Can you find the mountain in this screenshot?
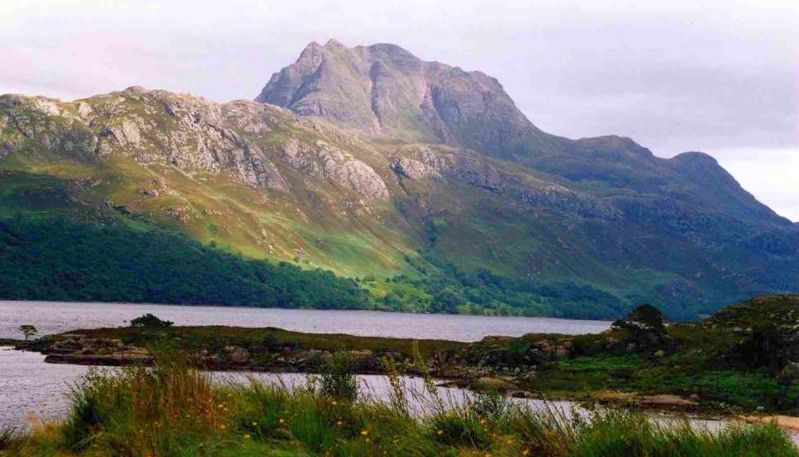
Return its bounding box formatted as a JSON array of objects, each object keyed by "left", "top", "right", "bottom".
[
  {"left": 0, "top": 41, "right": 797, "bottom": 319},
  {"left": 255, "top": 39, "right": 560, "bottom": 161}
]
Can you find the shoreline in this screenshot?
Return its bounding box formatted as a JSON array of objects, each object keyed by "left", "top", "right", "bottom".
[
  {"left": 0, "top": 344, "right": 763, "bottom": 424},
  {"left": 743, "top": 415, "right": 799, "bottom": 434},
  {"left": 7, "top": 341, "right": 799, "bottom": 440},
  {"left": 8, "top": 317, "right": 791, "bottom": 419},
  {"left": 12, "top": 295, "right": 799, "bottom": 429}
]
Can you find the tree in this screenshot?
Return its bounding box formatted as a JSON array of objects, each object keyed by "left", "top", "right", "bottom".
[
  {"left": 18, "top": 324, "right": 37, "bottom": 341},
  {"left": 626, "top": 304, "right": 666, "bottom": 330},
  {"left": 610, "top": 304, "right": 675, "bottom": 354},
  {"left": 130, "top": 314, "right": 173, "bottom": 329},
  {"left": 431, "top": 288, "right": 464, "bottom": 314}
]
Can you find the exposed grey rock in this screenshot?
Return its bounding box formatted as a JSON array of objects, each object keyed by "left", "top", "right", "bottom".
[
  {"left": 42, "top": 336, "right": 154, "bottom": 366},
  {"left": 316, "top": 141, "right": 388, "bottom": 201},
  {"left": 0, "top": 91, "right": 297, "bottom": 193},
  {"left": 395, "top": 144, "right": 618, "bottom": 219},
  {"left": 224, "top": 346, "right": 251, "bottom": 365},
  {"left": 391, "top": 157, "right": 444, "bottom": 181},
  {"left": 77, "top": 101, "right": 93, "bottom": 117},
  {"left": 255, "top": 40, "right": 559, "bottom": 160}
]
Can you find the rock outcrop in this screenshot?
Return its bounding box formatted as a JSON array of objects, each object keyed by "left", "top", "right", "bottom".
[
  {"left": 0, "top": 89, "right": 392, "bottom": 202},
  {"left": 277, "top": 139, "right": 388, "bottom": 201},
  {"left": 42, "top": 334, "right": 153, "bottom": 366}
]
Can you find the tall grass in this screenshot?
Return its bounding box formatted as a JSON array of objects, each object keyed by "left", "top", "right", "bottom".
[
  {"left": 307, "top": 349, "right": 359, "bottom": 401},
  {"left": 0, "top": 426, "right": 26, "bottom": 454},
  {"left": 4, "top": 358, "right": 798, "bottom": 457},
  {"left": 60, "top": 357, "right": 222, "bottom": 456}
]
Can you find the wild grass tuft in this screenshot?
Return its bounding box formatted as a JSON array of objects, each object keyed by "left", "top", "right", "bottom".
[
  {"left": 308, "top": 349, "right": 359, "bottom": 401},
  {"left": 0, "top": 426, "right": 25, "bottom": 453}
]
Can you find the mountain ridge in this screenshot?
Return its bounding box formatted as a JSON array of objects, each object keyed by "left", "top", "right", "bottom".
[{"left": 0, "top": 40, "right": 796, "bottom": 319}]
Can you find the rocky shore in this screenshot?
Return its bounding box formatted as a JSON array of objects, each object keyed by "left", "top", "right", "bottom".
[
  {"left": 23, "top": 317, "right": 702, "bottom": 414},
  {"left": 30, "top": 331, "right": 706, "bottom": 414}
]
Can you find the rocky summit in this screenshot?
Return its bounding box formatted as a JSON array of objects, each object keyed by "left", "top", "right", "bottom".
[
  {"left": 0, "top": 40, "right": 797, "bottom": 319},
  {"left": 255, "top": 39, "right": 557, "bottom": 160}
]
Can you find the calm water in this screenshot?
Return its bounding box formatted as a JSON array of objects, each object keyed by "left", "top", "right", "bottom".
[{"left": 0, "top": 300, "right": 611, "bottom": 341}]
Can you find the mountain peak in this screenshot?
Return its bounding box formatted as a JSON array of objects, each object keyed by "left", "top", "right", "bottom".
[
  {"left": 255, "top": 41, "right": 549, "bottom": 159},
  {"left": 301, "top": 40, "right": 320, "bottom": 51},
  {"left": 324, "top": 38, "right": 345, "bottom": 48}
]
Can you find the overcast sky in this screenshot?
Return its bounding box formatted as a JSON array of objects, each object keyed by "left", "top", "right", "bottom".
[{"left": 1, "top": 0, "right": 797, "bottom": 220}]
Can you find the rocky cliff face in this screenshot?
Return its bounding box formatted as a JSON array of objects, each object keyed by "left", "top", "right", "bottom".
[
  {"left": 0, "top": 88, "right": 390, "bottom": 202},
  {"left": 255, "top": 40, "right": 557, "bottom": 160}
]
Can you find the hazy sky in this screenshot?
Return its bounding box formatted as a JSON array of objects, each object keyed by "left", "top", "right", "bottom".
[{"left": 1, "top": 0, "right": 797, "bottom": 220}]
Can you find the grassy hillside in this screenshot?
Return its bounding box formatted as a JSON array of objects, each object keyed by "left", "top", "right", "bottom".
[{"left": 1, "top": 90, "right": 797, "bottom": 319}]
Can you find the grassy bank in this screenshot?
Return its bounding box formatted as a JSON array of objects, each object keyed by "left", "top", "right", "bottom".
[{"left": 2, "top": 359, "right": 797, "bottom": 457}]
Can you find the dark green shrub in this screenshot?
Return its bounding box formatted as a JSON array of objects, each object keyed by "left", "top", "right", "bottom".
[
  {"left": 315, "top": 350, "right": 359, "bottom": 402},
  {"left": 131, "top": 313, "right": 173, "bottom": 329}
]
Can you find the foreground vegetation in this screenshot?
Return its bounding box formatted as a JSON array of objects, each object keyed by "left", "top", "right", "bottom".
[{"left": 2, "top": 358, "right": 796, "bottom": 457}]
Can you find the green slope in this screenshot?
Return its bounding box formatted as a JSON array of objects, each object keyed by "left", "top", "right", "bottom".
[{"left": 1, "top": 85, "right": 797, "bottom": 319}]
